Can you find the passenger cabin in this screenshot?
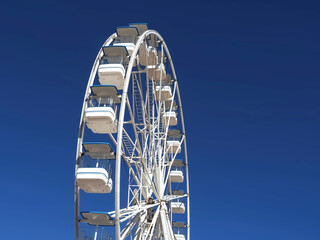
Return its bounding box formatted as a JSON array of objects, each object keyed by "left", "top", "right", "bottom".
[
  {"left": 172, "top": 222, "right": 187, "bottom": 228},
  {"left": 156, "top": 85, "right": 172, "bottom": 101},
  {"left": 170, "top": 170, "right": 184, "bottom": 183},
  {"left": 171, "top": 202, "right": 185, "bottom": 214},
  {"left": 113, "top": 26, "right": 139, "bottom": 56},
  {"left": 139, "top": 42, "right": 158, "bottom": 66},
  {"left": 173, "top": 222, "right": 187, "bottom": 240},
  {"left": 172, "top": 159, "right": 185, "bottom": 167},
  {"left": 170, "top": 160, "right": 184, "bottom": 183},
  {"left": 129, "top": 23, "right": 148, "bottom": 34},
  {"left": 167, "top": 141, "right": 181, "bottom": 154},
  {"left": 160, "top": 80, "right": 178, "bottom": 126},
  {"left": 155, "top": 75, "right": 174, "bottom": 101},
  {"left": 164, "top": 100, "right": 178, "bottom": 111},
  {"left": 76, "top": 142, "right": 115, "bottom": 193},
  {"left": 80, "top": 211, "right": 115, "bottom": 226},
  {"left": 166, "top": 130, "right": 182, "bottom": 154},
  {"left": 162, "top": 111, "right": 178, "bottom": 126},
  {"left": 148, "top": 63, "right": 166, "bottom": 80},
  {"left": 79, "top": 225, "right": 112, "bottom": 240},
  {"left": 98, "top": 46, "right": 128, "bottom": 89},
  {"left": 130, "top": 23, "right": 159, "bottom": 66},
  {"left": 85, "top": 85, "right": 120, "bottom": 134},
  {"left": 175, "top": 234, "right": 186, "bottom": 240},
  {"left": 172, "top": 190, "right": 185, "bottom": 196}
]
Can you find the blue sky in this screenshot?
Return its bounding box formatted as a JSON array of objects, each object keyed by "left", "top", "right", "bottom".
[{"left": 0, "top": 0, "right": 319, "bottom": 239}]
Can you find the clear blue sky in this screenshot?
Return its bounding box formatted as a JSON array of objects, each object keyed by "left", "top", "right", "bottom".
[{"left": 0, "top": 0, "right": 319, "bottom": 239}]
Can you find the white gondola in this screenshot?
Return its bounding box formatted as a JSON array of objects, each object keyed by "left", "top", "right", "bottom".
[
  {"left": 147, "top": 47, "right": 158, "bottom": 65},
  {"left": 129, "top": 23, "right": 148, "bottom": 34},
  {"left": 167, "top": 140, "right": 181, "bottom": 154},
  {"left": 80, "top": 212, "right": 115, "bottom": 226},
  {"left": 172, "top": 190, "right": 185, "bottom": 196},
  {"left": 164, "top": 100, "right": 178, "bottom": 111},
  {"left": 172, "top": 159, "right": 185, "bottom": 167},
  {"left": 170, "top": 170, "right": 184, "bottom": 183},
  {"left": 148, "top": 63, "right": 166, "bottom": 80},
  {"left": 113, "top": 26, "right": 139, "bottom": 56},
  {"left": 76, "top": 143, "right": 115, "bottom": 194},
  {"left": 172, "top": 222, "right": 187, "bottom": 228},
  {"left": 85, "top": 85, "right": 120, "bottom": 134},
  {"left": 112, "top": 44, "right": 135, "bottom": 57},
  {"left": 139, "top": 43, "right": 158, "bottom": 66},
  {"left": 77, "top": 168, "right": 113, "bottom": 193},
  {"left": 82, "top": 142, "right": 115, "bottom": 159},
  {"left": 156, "top": 85, "right": 172, "bottom": 101},
  {"left": 162, "top": 111, "right": 177, "bottom": 126},
  {"left": 174, "top": 234, "right": 186, "bottom": 240},
  {"left": 98, "top": 46, "right": 128, "bottom": 89},
  {"left": 86, "top": 107, "right": 116, "bottom": 133},
  {"left": 134, "top": 23, "right": 160, "bottom": 66},
  {"left": 98, "top": 64, "right": 125, "bottom": 88},
  {"left": 171, "top": 202, "right": 185, "bottom": 214}
]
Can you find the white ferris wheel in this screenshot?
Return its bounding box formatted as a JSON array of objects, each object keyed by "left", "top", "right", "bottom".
[{"left": 74, "top": 23, "right": 190, "bottom": 240}]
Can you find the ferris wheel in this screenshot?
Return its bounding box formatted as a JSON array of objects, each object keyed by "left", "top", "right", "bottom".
[{"left": 74, "top": 23, "right": 190, "bottom": 240}]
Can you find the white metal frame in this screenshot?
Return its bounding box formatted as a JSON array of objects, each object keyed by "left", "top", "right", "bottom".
[{"left": 75, "top": 30, "right": 190, "bottom": 240}]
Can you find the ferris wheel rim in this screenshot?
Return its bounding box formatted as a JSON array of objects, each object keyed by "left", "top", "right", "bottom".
[{"left": 74, "top": 28, "right": 190, "bottom": 240}]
